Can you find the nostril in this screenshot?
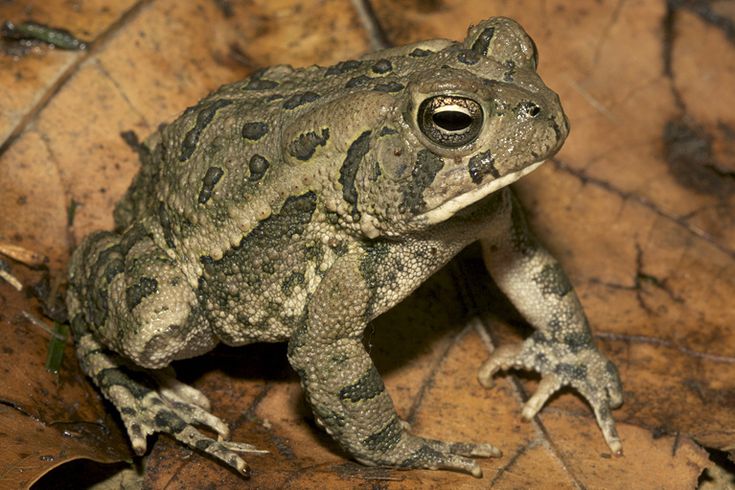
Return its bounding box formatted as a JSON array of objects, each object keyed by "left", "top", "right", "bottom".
[{"left": 517, "top": 101, "right": 541, "bottom": 119}]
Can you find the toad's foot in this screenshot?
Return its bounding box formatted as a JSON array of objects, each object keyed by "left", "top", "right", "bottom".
[
  {"left": 358, "top": 430, "right": 501, "bottom": 478},
  {"left": 97, "top": 363, "right": 268, "bottom": 476},
  {"left": 477, "top": 335, "right": 623, "bottom": 454}
]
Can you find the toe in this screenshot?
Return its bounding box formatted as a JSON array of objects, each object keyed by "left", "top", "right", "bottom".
[
  {"left": 154, "top": 368, "right": 212, "bottom": 410},
  {"left": 447, "top": 442, "right": 502, "bottom": 458},
  {"left": 521, "top": 374, "right": 562, "bottom": 420},
  {"left": 177, "top": 426, "right": 252, "bottom": 476},
  {"left": 219, "top": 440, "right": 270, "bottom": 454},
  {"left": 590, "top": 401, "right": 622, "bottom": 454},
  {"left": 169, "top": 400, "right": 230, "bottom": 438},
  {"left": 433, "top": 452, "right": 483, "bottom": 477},
  {"left": 478, "top": 344, "right": 523, "bottom": 388}
]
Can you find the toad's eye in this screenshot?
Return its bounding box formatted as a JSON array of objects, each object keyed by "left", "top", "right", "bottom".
[{"left": 418, "top": 95, "right": 483, "bottom": 148}]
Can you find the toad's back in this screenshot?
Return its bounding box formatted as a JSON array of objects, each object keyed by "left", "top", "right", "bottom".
[
  {"left": 101, "top": 43, "right": 498, "bottom": 346},
  {"left": 113, "top": 54, "right": 442, "bottom": 266},
  {"left": 104, "top": 57, "right": 442, "bottom": 346}
]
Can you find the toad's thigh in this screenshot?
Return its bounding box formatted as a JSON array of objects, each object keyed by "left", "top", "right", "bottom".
[{"left": 69, "top": 227, "right": 217, "bottom": 368}]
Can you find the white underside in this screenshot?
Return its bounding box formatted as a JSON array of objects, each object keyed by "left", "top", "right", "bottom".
[{"left": 414, "top": 160, "right": 545, "bottom": 225}]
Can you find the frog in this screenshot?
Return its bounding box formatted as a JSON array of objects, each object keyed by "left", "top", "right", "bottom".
[{"left": 66, "top": 17, "right": 623, "bottom": 478}]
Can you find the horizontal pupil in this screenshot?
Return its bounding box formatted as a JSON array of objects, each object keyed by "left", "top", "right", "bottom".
[{"left": 432, "top": 110, "right": 472, "bottom": 132}]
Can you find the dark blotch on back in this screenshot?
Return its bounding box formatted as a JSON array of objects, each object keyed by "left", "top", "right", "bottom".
[
  {"left": 288, "top": 128, "right": 330, "bottom": 161},
  {"left": 345, "top": 75, "right": 372, "bottom": 88},
  {"left": 471, "top": 27, "right": 495, "bottom": 55},
  {"left": 158, "top": 202, "right": 176, "bottom": 248},
  {"left": 86, "top": 239, "right": 123, "bottom": 326},
  {"left": 179, "top": 99, "right": 232, "bottom": 162},
  {"left": 125, "top": 277, "right": 158, "bottom": 310},
  {"left": 325, "top": 59, "right": 362, "bottom": 76},
  {"left": 468, "top": 150, "right": 499, "bottom": 183},
  {"left": 241, "top": 121, "right": 269, "bottom": 141},
  {"left": 244, "top": 69, "right": 279, "bottom": 90},
  {"left": 248, "top": 154, "right": 270, "bottom": 181},
  {"left": 198, "top": 166, "right": 224, "bottom": 204},
  {"left": 101, "top": 256, "right": 124, "bottom": 286},
  {"left": 338, "top": 131, "right": 372, "bottom": 220},
  {"left": 401, "top": 150, "right": 444, "bottom": 213},
  {"left": 197, "top": 192, "right": 317, "bottom": 315},
  {"left": 373, "top": 81, "right": 404, "bottom": 93},
  {"left": 245, "top": 78, "right": 278, "bottom": 90},
  {"left": 283, "top": 91, "right": 320, "bottom": 110},
  {"left": 371, "top": 59, "right": 393, "bottom": 74},
  {"left": 409, "top": 48, "right": 432, "bottom": 57}
]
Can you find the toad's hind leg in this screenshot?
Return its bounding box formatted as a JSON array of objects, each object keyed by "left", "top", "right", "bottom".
[{"left": 67, "top": 227, "right": 267, "bottom": 476}]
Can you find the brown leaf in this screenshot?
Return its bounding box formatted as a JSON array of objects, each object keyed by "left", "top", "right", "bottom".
[
  {"left": 2, "top": 0, "right": 731, "bottom": 488},
  {"left": 0, "top": 282, "right": 130, "bottom": 488}
]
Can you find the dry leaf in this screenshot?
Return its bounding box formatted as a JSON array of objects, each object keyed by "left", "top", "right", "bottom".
[{"left": 0, "top": 282, "right": 130, "bottom": 488}]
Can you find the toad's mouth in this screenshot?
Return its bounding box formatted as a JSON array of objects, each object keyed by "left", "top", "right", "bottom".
[{"left": 411, "top": 160, "right": 545, "bottom": 225}]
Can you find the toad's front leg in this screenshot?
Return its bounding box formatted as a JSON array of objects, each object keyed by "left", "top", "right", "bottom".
[
  {"left": 287, "top": 253, "right": 500, "bottom": 477},
  {"left": 479, "top": 192, "right": 623, "bottom": 453}
]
